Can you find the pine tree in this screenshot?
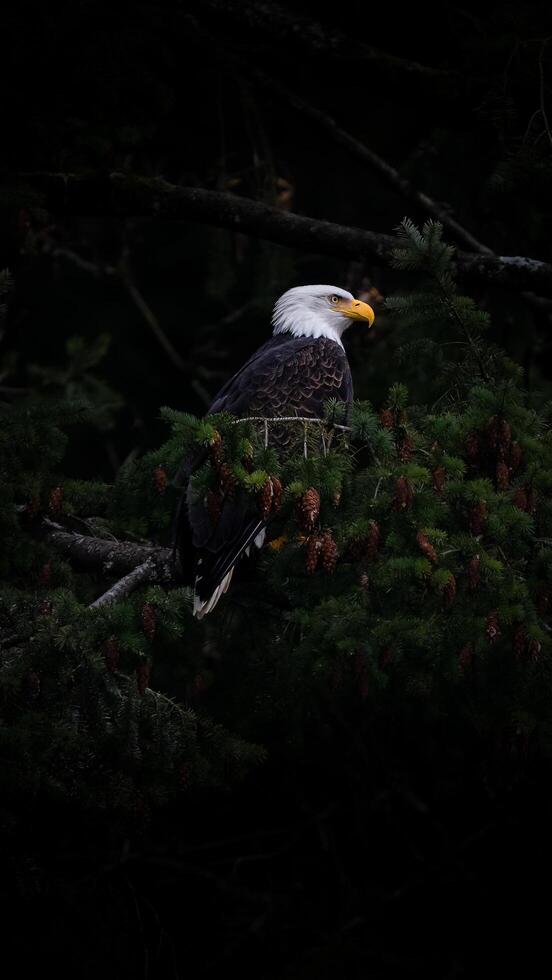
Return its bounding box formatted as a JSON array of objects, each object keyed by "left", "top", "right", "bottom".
[{"left": 3, "top": 221, "right": 552, "bottom": 842}]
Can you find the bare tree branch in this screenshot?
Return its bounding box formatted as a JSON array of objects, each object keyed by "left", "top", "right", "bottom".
[
  {"left": 175, "top": 15, "right": 489, "bottom": 255},
  {"left": 118, "top": 245, "right": 188, "bottom": 371},
  {"left": 247, "top": 68, "right": 493, "bottom": 256},
  {"left": 11, "top": 172, "right": 552, "bottom": 295},
  {"left": 193, "top": 0, "right": 458, "bottom": 82},
  {"left": 89, "top": 559, "right": 159, "bottom": 608},
  {"left": 43, "top": 516, "right": 175, "bottom": 581},
  {"left": 40, "top": 238, "right": 189, "bottom": 371},
  {"left": 174, "top": 19, "right": 552, "bottom": 315}
]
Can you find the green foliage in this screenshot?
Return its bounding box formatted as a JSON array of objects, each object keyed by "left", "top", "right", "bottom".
[
  {"left": 3, "top": 219, "right": 552, "bottom": 837},
  {"left": 29, "top": 333, "right": 123, "bottom": 432},
  {"left": 0, "top": 335, "right": 264, "bottom": 829}
]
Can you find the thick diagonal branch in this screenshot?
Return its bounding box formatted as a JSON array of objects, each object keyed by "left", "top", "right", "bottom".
[
  {"left": 193, "top": 0, "right": 458, "bottom": 82},
  {"left": 248, "top": 69, "right": 492, "bottom": 256},
  {"left": 43, "top": 517, "right": 175, "bottom": 580},
  {"left": 89, "top": 559, "right": 159, "bottom": 608},
  {"left": 12, "top": 172, "right": 552, "bottom": 295}
]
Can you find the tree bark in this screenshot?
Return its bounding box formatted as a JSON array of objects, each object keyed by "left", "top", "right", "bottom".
[
  {"left": 89, "top": 559, "right": 159, "bottom": 608},
  {"left": 43, "top": 517, "right": 175, "bottom": 581},
  {"left": 11, "top": 172, "right": 552, "bottom": 295}
]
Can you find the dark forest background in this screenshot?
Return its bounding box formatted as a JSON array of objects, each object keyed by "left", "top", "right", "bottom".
[{"left": 3, "top": 1, "right": 552, "bottom": 977}]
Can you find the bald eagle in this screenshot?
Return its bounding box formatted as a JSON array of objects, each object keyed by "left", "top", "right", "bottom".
[{"left": 177, "top": 285, "right": 375, "bottom": 618}]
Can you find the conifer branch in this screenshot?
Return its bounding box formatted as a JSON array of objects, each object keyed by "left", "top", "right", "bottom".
[{"left": 12, "top": 172, "right": 552, "bottom": 296}]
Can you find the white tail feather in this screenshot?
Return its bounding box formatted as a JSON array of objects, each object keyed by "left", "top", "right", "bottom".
[
  {"left": 193, "top": 566, "right": 235, "bottom": 619},
  {"left": 193, "top": 523, "right": 266, "bottom": 620},
  {"left": 254, "top": 528, "right": 266, "bottom": 549}
]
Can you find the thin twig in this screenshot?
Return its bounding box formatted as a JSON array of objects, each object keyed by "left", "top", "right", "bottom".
[
  {"left": 373, "top": 477, "right": 384, "bottom": 501},
  {"left": 41, "top": 239, "right": 190, "bottom": 372},
  {"left": 118, "top": 246, "right": 188, "bottom": 371},
  {"left": 233, "top": 415, "right": 351, "bottom": 430}
]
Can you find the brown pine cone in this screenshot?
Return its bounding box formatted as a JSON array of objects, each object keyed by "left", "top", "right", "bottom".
[
  {"left": 305, "top": 534, "right": 322, "bottom": 573},
  {"left": 296, "top": 488, "right": 321, "bottom": 530},
  {"left": 416, "top": 531, "right": 437, "bottom": 563},
  {"left": 49, "top": 486, "right": 63, "bottom": 514},
  {"left": 271, "top": 476, "right": 283, "bottom": 513},
  {"left": 469, "top": 500, "right": 487, "bottom": 535},
  {"left": 466, "top": 555, "right": 481, "bottom": 591},
  {"left": 398, "top": 435, "right": 414, "bottom": 462},
  {"left": 366, "top": 521, "right": 381, "bottom": 559},
  {"left": 208, "top": 431, "right": 223, "bottom": 468},
  {"left": 142, "top": 603, "right": 156, "bottom": 641},
  {"left": 346, "top": 522, "right": 380, "bottom": 562},
  {"left": 153, "top": 465, "right": 167, "bottom": 495},
  {"left": 512, "top": 487, "right": 528, "bottom": 511},
  {"left": 496, "top": 461, "right": 510, "bottom": 490},
  {"left": 206, "top": 489, "right": 221, "bottom": 526},
  {"left": 136, "top": 662, "right": 151, "bottom": 696},
  {"left": 219, "top": 462, "right": 237, "bottom": 497},
  {"left": 432, "top": 465, "right": 446, "bottom": 495},
  {"left": 320, "top": 531, "right": 338, "bottom": 573},
  {"left": 258, "top": 479, "right": 273, "bottom": 521},
  {"left": 392, "top": 476, "right": 413, "bottom": 511},
  {"left": 103, "top": 637, "right": 120, "bottom": 673},
  {"left": 485, "top": 610, "right": 500, "bottom": 644}
]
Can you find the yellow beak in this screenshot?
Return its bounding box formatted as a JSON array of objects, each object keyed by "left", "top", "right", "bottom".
[{"left": 337, "top": 297, "right": 375, "bottom": 326}]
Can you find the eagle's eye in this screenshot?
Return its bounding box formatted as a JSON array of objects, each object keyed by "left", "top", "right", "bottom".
[{"left": 329, "top": 294, "right": 340, "bottom": 305}]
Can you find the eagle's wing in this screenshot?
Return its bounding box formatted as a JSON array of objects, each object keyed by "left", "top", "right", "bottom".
[
  {"left": 178, "top": 335, "right": 352, "bottom": 617},
  {"left": 209, "top": 334, "right": 352, "bottom": 417}
]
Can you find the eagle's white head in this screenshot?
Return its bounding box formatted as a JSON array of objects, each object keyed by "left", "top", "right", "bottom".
[{"left": 271, "top": 284, "right": 375, "bottom": 348}]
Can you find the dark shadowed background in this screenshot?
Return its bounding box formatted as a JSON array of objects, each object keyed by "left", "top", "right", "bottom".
[{"left": 2, "top": 1, "right": 552, "bottom": 977}]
